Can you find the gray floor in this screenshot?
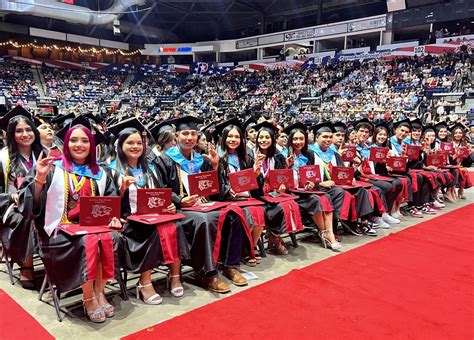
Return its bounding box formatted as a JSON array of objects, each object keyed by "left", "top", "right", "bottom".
[{"left": 1, "top": 191, "right": 472, "bottom": 340}]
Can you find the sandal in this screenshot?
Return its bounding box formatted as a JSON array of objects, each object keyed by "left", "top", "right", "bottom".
[
  {"left": 242, "top": 256, "right": 257, "bottom": 267},
  {"left": 136, "top": 281, "right": 162, "bottom": 305},
  {"left": 167, "top": 274, "right": 184, "bottom": 298},
  {"left": 83, "top": 297, "right": 106, "bottom": 323},
  {"left": 97, "top": 292, "right": 114, "bottom": 318}
]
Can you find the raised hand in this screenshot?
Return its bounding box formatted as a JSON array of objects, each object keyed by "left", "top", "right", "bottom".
[
  {"left": 35, "top": 152, "right": 55, "bottom": 180},
  {"left": 202, "top": 143, "right": 219, "bottom": 169},
  {"left": 277, "top": 183, "right": 286, "bottom": 193},
  {"left": 121, "top": 168, "right": 136, "bottom": 192}
]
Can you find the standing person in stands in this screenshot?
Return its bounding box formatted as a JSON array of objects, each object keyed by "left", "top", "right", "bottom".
[
  {"left": 282, "top": 122, "right": 341, "bottom": 250},
  {"left": 155, "top": 116, "right": 251, "bottom": 293},
  {"left": 19, "top": 124, "right": 123, "bottom": 323},
  {"left": 0, "top": 108, "right": 43, "bottom": 289},
  {"left": 108, "top": 120, "right": 187, "bottom": 304},
  {"left": 215, "top": 117, "right": 266, "bottom": 265}
]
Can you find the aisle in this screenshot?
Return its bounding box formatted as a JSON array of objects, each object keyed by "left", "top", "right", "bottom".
[{"left": 125, "top": 204, "right": 474, "bottom": 339}]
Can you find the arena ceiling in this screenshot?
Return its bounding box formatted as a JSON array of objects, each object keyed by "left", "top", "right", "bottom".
[{"left": 1, "top": 0, "right": 388, "bottom": 45}]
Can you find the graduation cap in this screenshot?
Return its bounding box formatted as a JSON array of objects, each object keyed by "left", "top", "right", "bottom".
[
  {"left": 108, "top": 117, "right": 151, "bottom": 139},
  {"left": 333, "top": 122, "right": 347, "bottom": 132},
  {"left": 253, "top": 121, "right": 277, "bottom": 134},
  {"left": 149, "top": 120, "right": 175, "bottom": 138},
  {"left": 51, "top": 113, "right": 75, "bottom": 128},
  {"left": 243, "top": 116, "right": 258, "bottom": 130},
  {"left": 422, "top": 124, "right": 436, "bottom": 134},
  {"left": 168, "top": 116, "right": 203, "bottom": 131},
  {"left": 213, "top": 117, "right": 244, "bottom": 140},
  {"left": 312, "top": 122, "right": 336, "bottom": 134},
  {"left": 56, "top": 115, "right": 106, "bottom": 145},
  {"left": 81, "top": 112, "right": 101, "bottom": 124},
  {"left": 434, "top": 121, "right": 449, "bottom": 132},
  {"left": 393, "top": 119, "right": 412, "bottom": 131},
  {"left": 375, "top": 121, "right": 390, "bottom": 132},
  {"left": 353, "top": 118, "right": 374, "bottom": 131},
  {"left": 0, "top": 106, "right": 32, "bottom": 131},
  {"left": 33, "top": 115, "right": 52, "bottom": 128},
  {"left": 450, "top": 122, "right": 467, "bottom": 133},
  {"left": 409, "top": 118, "right": 423, "bottom": 130},
  {"left": 283, "top": 122, "right": 307, "bottom": 136}
]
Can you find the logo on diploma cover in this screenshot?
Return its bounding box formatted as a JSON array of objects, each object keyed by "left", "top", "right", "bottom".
[
  {"left": 229, "top": 168, "right": 258, "bottom": 193},
  {"left": 198, "top": 179, "right": 214, "bottom": 191},
  {"left": 147, "top": 197, "right": 166, "bottom": 209},
  {"left": 91, "top": 205, "right": 112, "bottom": 218},
  {"left": 238, "top": 176, "right": 251, "bottom": 186},
  {"left": 337, "top": 171, "right": 348, "bottom": 180},
  {"left": 306, "top": 170, "right": 317, "bottom": 178}
]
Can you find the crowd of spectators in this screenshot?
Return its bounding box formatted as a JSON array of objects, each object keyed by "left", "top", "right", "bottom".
[{"left": 0, "top": 60, "right": 39, "bottom": 105}]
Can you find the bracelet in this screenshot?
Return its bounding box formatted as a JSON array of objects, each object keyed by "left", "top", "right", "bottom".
[{"left": 34, "top": 176, "right": 46, "bottom": 185}]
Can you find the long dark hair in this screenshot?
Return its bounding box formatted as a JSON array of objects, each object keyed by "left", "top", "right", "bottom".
[
  {"left": 255, "top": 127, "right": 276, "bottom": 160},
  {"left": 372, "top": 126, "right": 390, "bottom": 148},
  {"left": 113, "top": 128, "right": 149, "bottom": 179},
  {"left": 6, "top": 116, "right": 44, "bottom": 177},
  {"left": 287, "top": 128, "right": 308, "bottom": 155},
  {"left": 219, "top": 124, "right": 247, "bottom": 169},
  {"left": 449, "top": 127, "right": 468, "bottom": 146},
  {"left": 62, "top": 125, "right": 100, "bottom": 174}
]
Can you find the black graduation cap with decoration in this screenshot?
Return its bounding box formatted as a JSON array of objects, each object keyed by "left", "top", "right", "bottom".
[
  {"left": 212, "top": 117, "right": 244, "bottom": 142},
  {"left": 283, "top": 122, "right": 307, "bottom": 136},
  {"left": 0, "top": 106, "right": 32, "bottom": 131},
  {"left": 56, "top": 115, "right": 106, "bottom": 145},
  {"left": 253, "top": 120, "right": 277, "bottom": 134},
  {"left": 108, "top": 117, "right": 151, "bottom": 139},
  {"left": 168, "top": 116, "right": 203, "bottom": 131}
]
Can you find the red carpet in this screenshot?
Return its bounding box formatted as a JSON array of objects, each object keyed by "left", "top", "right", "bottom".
[
  {"left": 0, "top": 289, "right": 54, "bottom": 340},
  {"left": 124, "top": 205, "right": 474, "bottom": 339}
]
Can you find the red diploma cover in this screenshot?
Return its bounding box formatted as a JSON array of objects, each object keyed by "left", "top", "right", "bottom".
[
  {"left": 341, "top": 146, "right": 357, "bottom": 162},
  {"left": 229, "top": 168, "right": 258, "bottom": 193},
  {"left": 136, "top": 188, "right": 172, "bottom": 215},
  {"left": 331, "top": 166, "right": 355, "bottom": 186},
  {"left": 127, "top": 213, "right": 185, "bottom": 225},
  {"left": 182, "top": 201, "right": 230, "bottom": 212},
  {"left": 440, "top": 142, "right": 455, "bottom": 155},
  {"left": 426, "top": 154, "right": 445, "bottom": 167},
  {"left": 369, "top": 147, "right": 389, "bottom": 163},
  {"left": 188, "top": 171, "right": 220, "bottom": 197},
  {"left": 457, "top": 147, "right": 470, "bottom": 159},
  {"left": 387, "top": 156, "right": 407, "bottom": 172},
  {"left": 298, "top": 165, "right": 321, "bottom": 187},
  {"left": 406, "top": 145, "right": 423, "bottom": 160},
  {"left": 268, "top": 169, "right": 295, "bottom": 190}
]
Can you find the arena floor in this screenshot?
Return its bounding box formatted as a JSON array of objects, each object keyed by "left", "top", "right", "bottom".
[{"left": 1, "top": 188, "right": 473, "bottom": 339}]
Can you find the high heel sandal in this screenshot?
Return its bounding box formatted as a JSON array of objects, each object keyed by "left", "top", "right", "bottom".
[
  {"left": 266, "top": 230, "right": 288, "bottom": 255},
  {"left": 136, "top": 281, "right": 162, "bottom": 305},
  {"left": 97, "top": 292, "right": 114, "bottom": 318},
  {"left": 83, "top": 297, "right": 106, "bottom": 323},
  {"left": 167, "top": 274, "right": 184, "bottom": 298},
  {"left": 319, "top": 230, "right": 342, "bottom": 251}
]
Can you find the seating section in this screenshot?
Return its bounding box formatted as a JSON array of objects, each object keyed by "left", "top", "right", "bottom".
[{"left": 0, "top": 60, "right": 39, "bottom": 105}]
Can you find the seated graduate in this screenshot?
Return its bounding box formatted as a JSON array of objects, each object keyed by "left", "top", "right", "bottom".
[
  {"left": 310, "top": 122, "right": 377, "bottom": 236},
  {"left": 449, "top": 122, "right": 472, "bottom": 198},
  {"left": 155, "top": 116, "right": 252, "bottom": 294},
  {"left": 0, "top": 106, "right": 43, "bottom": 289},
  {"left": 252, "top": 121, "right": 305, "bottom": 255},
  {"left": 213, "top": 117, "right": 265, "bottom": 266},
  {"left": 279, "top": 122, "right": 341, "bottom": 250},
  {"left": 20, "top": 122, "right": 123, "bottom": 324},
  {"left": 107, "top": 118, "right": 188, "bottom": 304}
]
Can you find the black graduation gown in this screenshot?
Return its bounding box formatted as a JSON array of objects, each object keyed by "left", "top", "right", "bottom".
[
  {"left": 154, "top": 153, "right": 251, "bottom": 275},
  {"left": 18, "top": 165, "right": 124, "bottom": 292},
  {"left": 110, "top": 166, "right": 190, "bottom": 274},
  {"left": 0, "top": 155, "right": 38, "bottom": 265}
]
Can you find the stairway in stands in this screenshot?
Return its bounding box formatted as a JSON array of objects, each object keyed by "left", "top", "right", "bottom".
[{"left": 31, "top": 66, "right": 46, "bottom": 98}]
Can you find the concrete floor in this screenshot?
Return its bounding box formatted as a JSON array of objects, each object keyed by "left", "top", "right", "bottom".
[{"left": 1, "top": 191, "right": 472, "bottom": 340}]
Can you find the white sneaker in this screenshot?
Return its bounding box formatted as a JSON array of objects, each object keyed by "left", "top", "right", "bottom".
[
  {"left": 433, "top": 200, "right": 445, "bottom": 208},
  {"left": 382, "top": 213, "right": 400, "bottom": 224},
  {"left": 373, "top": 216, "right": 390, "bottom": 229},
  {"left": 391, "top": 210, "right": 402, "bottom": 219}
]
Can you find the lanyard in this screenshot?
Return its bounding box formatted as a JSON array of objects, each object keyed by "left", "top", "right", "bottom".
[{"left": 69, "top": 174, "right": 86, "bottom": 196}]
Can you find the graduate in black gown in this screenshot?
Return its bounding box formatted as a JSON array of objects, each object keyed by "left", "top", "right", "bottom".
[
  {"left": 310, "top": 122, "right": 377, "bottom": 236},
  {"left": 214, "top": 117, "right": 265, "bottom": 266},
  {"left": 0, "top": 107, "right": 43, "bottom": 289},
  {"left": 252, "top": 121, "right": 305, "bottom": 255},
  {"left": 20, "top": 124, "right": 123, "bottom": 323},
  {"left": 155, "top": 116, "right": 251, "bottom": 294},
  {"left": 108, "top": 119, "right": 189, "bottom": 303},
  {"left": 280, "top": 122, "right": 341, "bottom": 250},
  {"left": 448, "top": 123, "right": 472, "bottom": 199}
]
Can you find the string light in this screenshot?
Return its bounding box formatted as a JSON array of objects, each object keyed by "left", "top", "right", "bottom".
[{"left": 0, "top": 40, "right": 142, "bottom": 56}]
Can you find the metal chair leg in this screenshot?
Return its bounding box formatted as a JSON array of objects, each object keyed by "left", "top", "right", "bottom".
[
  {"left": 119, "top": 269, "right": 129, "bottom": 301},
  {"left": 38, "top": 274, "right": 48, "bottom": 301},
  {"left": 290, "top": 233, "right": 298, "bottom": 248},
  {"left": 48, "top": 279, "right": 63, "bottom": 322},
  {"left": 257, "top": 235, "right": 266, "bottom": 258}
]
